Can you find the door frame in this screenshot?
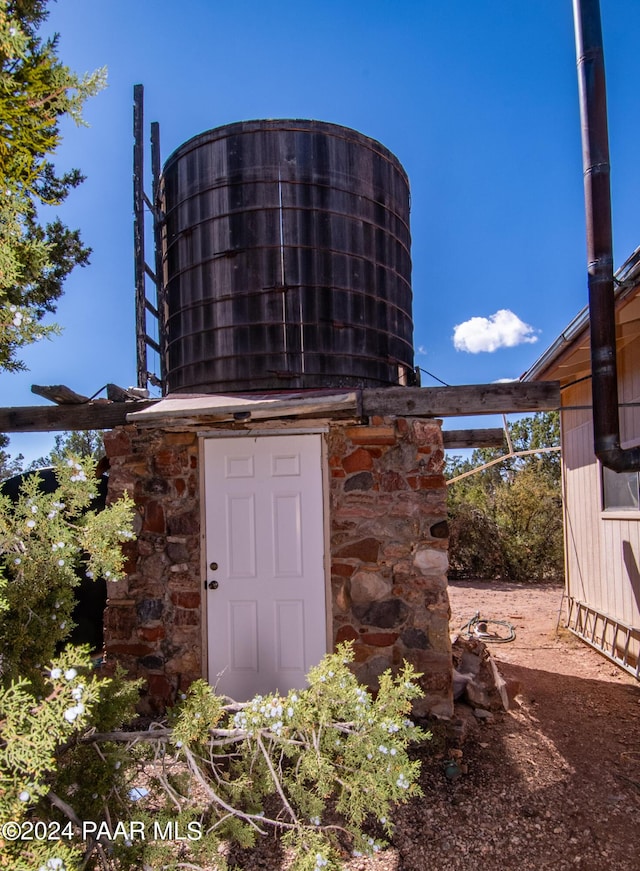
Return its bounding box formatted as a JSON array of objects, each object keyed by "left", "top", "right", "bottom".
[{"left": 197, "top": 427, "right": 332, "bottom": 689}]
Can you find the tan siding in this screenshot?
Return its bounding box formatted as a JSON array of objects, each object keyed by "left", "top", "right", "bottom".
[
  {"left": 563, "top": 381, "right": 602, "bottom": 608},
  {"left": 561, "top": 361, "right": 640, "bottom": 665}
]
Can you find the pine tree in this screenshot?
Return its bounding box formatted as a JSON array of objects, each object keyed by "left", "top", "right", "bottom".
[{"left": 0, "top": 0, "right": 106, "bottom": 372}]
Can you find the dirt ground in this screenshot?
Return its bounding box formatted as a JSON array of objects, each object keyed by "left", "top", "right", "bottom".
[
  {"left": 234, "top": 580, "right": 640, "bottom": 871},
  {"left": 361, "top": 580, "right": 640, "bottom": 871}
]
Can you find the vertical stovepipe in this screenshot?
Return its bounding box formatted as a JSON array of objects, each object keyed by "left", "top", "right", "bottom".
[{"left": 574, "top": 0, "right": 640, "bottom": 471}]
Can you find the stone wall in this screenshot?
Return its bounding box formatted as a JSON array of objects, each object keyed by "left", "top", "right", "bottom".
[
  {"left": 103, "top": 416, "right": 452, "bottom": 717},
  {"left": 329, "top": 417, "right": 452, "bottom": 718},
  {"left": 103, "top": 427, "right": 202, "bottom": 713}
]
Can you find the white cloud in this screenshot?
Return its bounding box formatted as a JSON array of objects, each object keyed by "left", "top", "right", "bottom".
[
  {"left": 493, "top": 377, "right": 518, "bottom": 383},
  {"left": 453, "top": 309, "right": 539, "bottom": 353}
]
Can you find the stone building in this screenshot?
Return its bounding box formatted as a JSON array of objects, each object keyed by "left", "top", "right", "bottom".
[{"left": 102, "top": 391, "right": 453, "bottom": 717}]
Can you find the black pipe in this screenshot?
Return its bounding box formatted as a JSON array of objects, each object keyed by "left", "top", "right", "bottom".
[{"left": 573, "top": 0, "right": 640, "bottom": 472}]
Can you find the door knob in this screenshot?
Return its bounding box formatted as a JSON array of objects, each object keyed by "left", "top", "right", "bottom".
[
  {"left": 207, "top": 579, "right": 219, "bottom": 590},
  {"left": 209, "top": 562, "right": 219, "bottom": 571}
]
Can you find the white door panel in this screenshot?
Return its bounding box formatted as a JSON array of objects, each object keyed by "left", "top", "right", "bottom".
[{"left": 204, "top": 434, "right": 326, "bottom": 700}]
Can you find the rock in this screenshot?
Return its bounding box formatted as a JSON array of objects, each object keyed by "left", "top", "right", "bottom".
[
  {"left": 473, "top": 708, "right": 494, "bottom": 721},
  {"left": 453, "top": 668, "right": 470, "bottom": 700},
  {"left": 352, "top": 597, "right": 409, "bottom": 628},
  {"left": 401, "top": 627, "right": 430, "bottom": 649},
  {"left": 451, "top": 634, "right": 509, "bottom": 712},
  {"left": 414, "top": 547, "right": 449, "bottom": 574},
  {"left": 350, "top": 570, "right": 392, "bottom": 603}
]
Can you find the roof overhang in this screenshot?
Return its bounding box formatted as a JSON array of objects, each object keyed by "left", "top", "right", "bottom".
[
  {"left": 126, "top": 390, "right": 360, "bottom": 426},
  {"left": 522, "top": 245, "right": 640, "bottom": 384}
]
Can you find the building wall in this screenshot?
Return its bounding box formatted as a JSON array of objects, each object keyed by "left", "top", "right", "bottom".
[
  {"left": 562, "top": 340, "right": 640, "bottom": 659},
  {"left": 103, "top": 428, "right": 202, "bottom": 710},
  {"left": 103, "top": 416, "right": 452, "bottom": 717}
]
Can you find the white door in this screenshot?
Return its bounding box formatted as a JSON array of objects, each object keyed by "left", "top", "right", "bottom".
[{"left": 203, "top": 434, "right": 327, "bottom": 700}]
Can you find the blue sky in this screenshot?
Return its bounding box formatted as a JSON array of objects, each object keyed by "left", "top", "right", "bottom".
[{"left": 4, "top": 0, "right": 640, "bottom": 464}]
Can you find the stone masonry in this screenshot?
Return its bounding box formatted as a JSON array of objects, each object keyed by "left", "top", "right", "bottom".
[
  {"left": 103, "top": 415, "right": 452, "bottom": 718},
  {"left": 329, "top": 416, "right": 452, "bottom": 718},
  {"left": 103, "top": 427, "right": 202, "bottom": 713}
]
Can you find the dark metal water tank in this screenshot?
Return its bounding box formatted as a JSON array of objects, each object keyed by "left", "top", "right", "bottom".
[{"left": 160, "top": 119, "right": 414, "bottom": 394}]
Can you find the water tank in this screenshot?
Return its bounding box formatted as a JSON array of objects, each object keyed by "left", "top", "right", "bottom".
[{"left": 160, "top": 119, "right": 414, "bottom": 394}]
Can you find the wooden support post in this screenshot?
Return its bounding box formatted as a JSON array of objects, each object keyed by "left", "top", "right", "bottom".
[
  {"left": 151, "top": 120, "right": 166, "bottom": 392},
  {"left": 133, "top": 84, "right": 147, "bottom": 390}
]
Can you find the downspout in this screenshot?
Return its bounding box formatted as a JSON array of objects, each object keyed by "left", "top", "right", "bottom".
[{"left": 573, "top": 0, "right": 640, "bottom": 472}]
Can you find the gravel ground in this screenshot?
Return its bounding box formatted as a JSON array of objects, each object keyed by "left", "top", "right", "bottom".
[{"left": 227, "top": 581, "right": 640, "bottom": 871}]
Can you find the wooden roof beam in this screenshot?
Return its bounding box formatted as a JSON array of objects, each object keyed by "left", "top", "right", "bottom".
[
  {"left": 0, "top": 401, "right": 156, "bottom": 433},
  {"left": 0, "top": 382, "right": 560, "bottom": 434},
  {"left": 442, "top": 428, "right": 505, "bottom": 449},
  {"left": 361, "top": 382, "right": 560, "bottom": 417}
]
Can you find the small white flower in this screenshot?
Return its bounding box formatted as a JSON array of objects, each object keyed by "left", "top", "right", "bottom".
[
  {"left": 14, "top": 557, "right": 21, "bottom": 565},
  {"left": 18, "top": 790, "right": 30, "bottom": 802},
  {"left": 58, "top": 559, "right": 65, "bottom": 567},
  {"left": 59, "top": 621, "right": 66, "bottom": 630},
  {"left": 30, "top": 504, "right": 38, "bottom": 514},
  {"left": 114, "top": 760, "right": 121, "bottom": 769},
  {"left": 85, "top": 570, "right": 94, "bottom": 579},
  {"left": 64, "top": 707, "right": 79, "bottom": 722},
  {"left": 50, "top": 668, "right": 62, "bottom": 680},
  {"left": 64, "top": 668, "right": 77, "bottom": 681},
  {"left": 71, "top": 685, "right": 84, "bottom": 700},
  {"left": 26, "top": 520, "right": 36, "bottom": 528}
]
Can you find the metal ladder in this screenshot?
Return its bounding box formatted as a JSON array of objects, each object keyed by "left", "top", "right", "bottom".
[{"left": 566, "top": 597, "right": 640, "bottom": 679}]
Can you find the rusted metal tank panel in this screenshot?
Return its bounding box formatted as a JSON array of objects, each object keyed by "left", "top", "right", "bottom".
[{"left": 160, "top": 119, "right": 413, "bottom": 394}]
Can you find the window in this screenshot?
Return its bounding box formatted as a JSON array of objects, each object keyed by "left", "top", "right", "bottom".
[{"left": 601, "top": 463, "right": 640, "bottom": 511}]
